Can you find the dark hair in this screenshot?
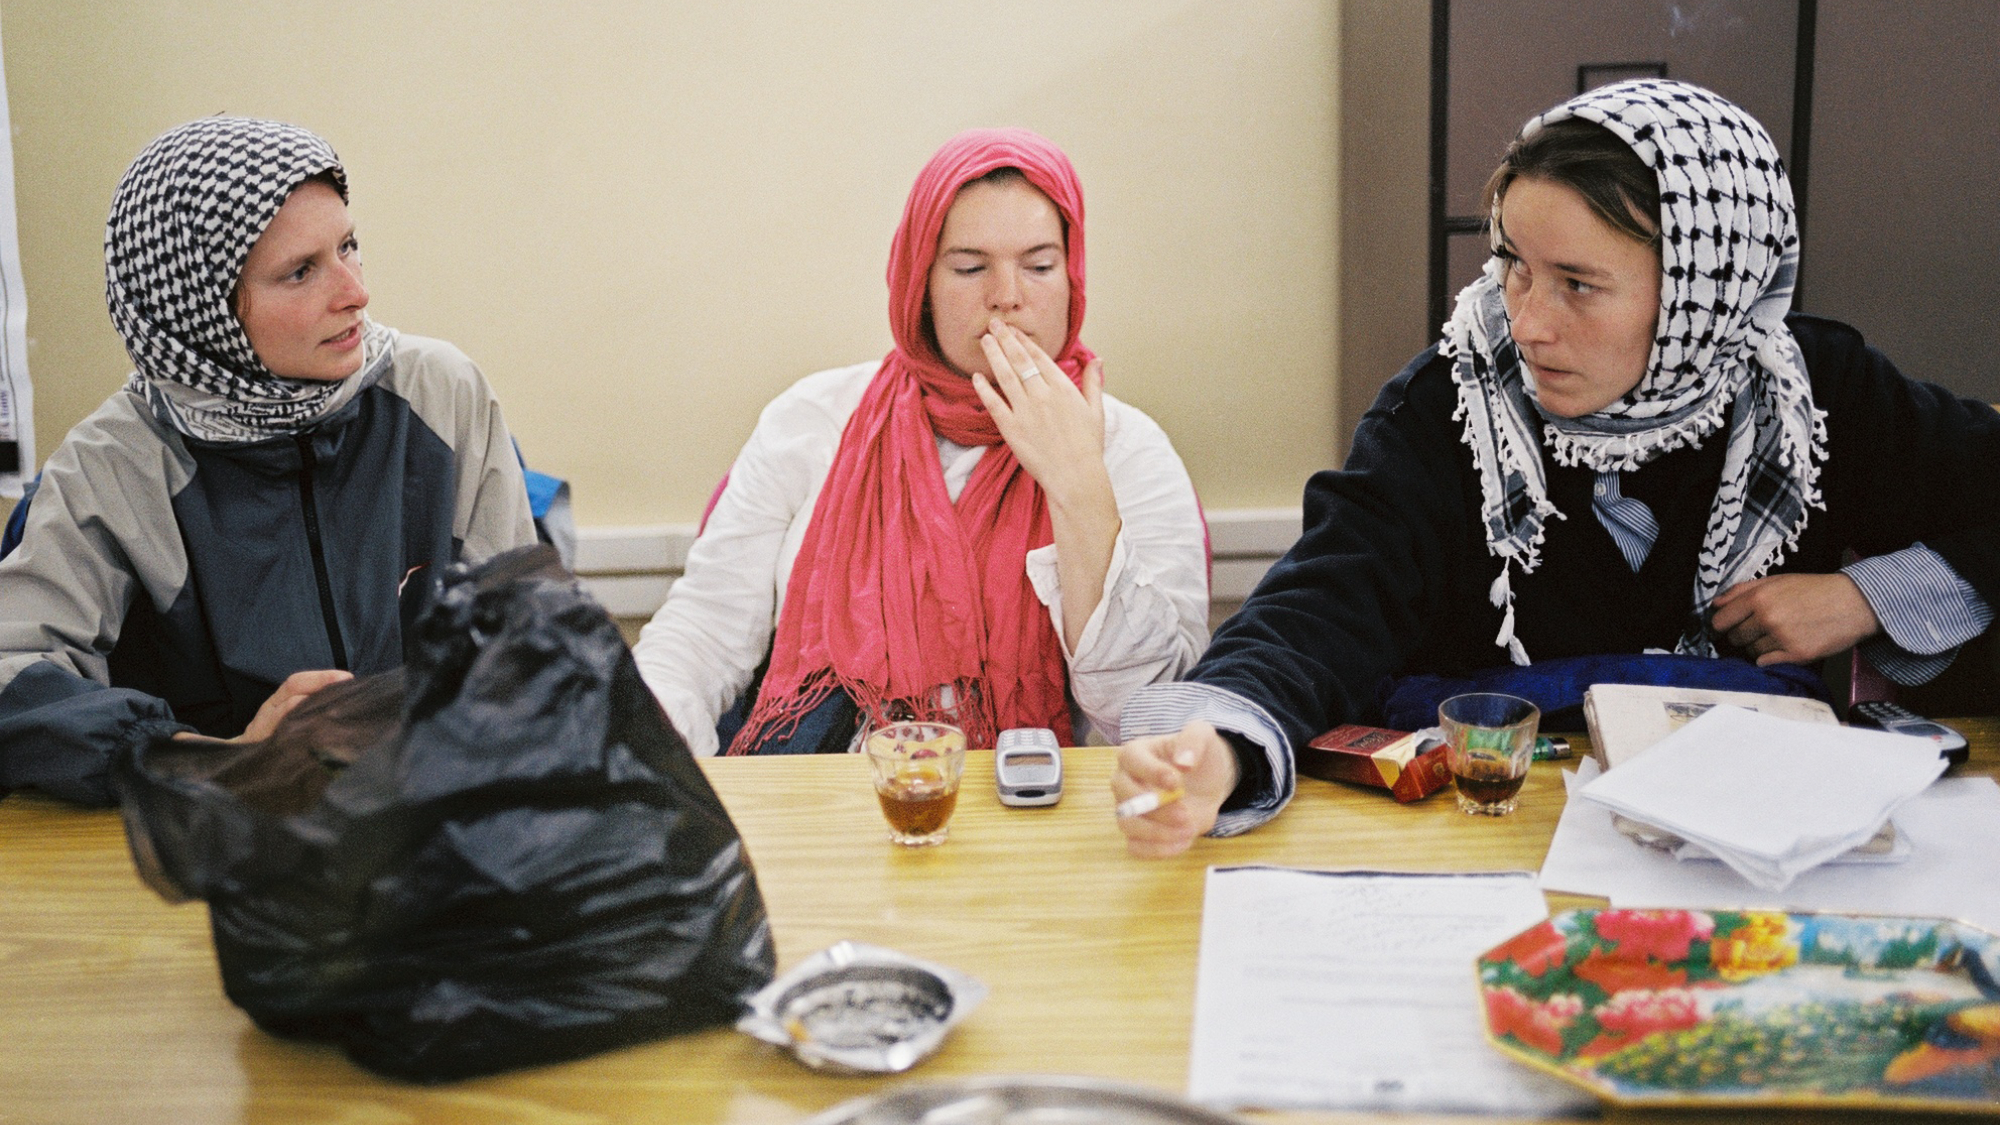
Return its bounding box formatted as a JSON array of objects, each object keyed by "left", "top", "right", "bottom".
[
  {"left": 1482, "top": 118, "right": 1660, "bottom": 250},
  {"left": 966, "top": 165, "right": 1030, "bottom": 190},
  {"left": 300, "top": 168, "right": 347, "bottom": 200}
]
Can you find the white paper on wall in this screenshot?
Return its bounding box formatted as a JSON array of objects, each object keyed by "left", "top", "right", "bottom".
[{"left": 0, "top": 13, "right": 33, "bottom": 499}]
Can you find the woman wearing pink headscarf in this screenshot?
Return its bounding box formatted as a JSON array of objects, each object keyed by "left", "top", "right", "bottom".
[{"left": 633, "top": 128, "right": 1208, "bottom": 756}]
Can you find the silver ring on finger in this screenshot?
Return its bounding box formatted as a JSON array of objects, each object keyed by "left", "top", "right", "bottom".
[{"left": 1019, "top": 366, "right": 1044, "bottom": 381}]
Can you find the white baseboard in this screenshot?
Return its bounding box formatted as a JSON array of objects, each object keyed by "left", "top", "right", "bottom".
[
  {"left": 575, "top": 506, "right": 1302, "bottom": 619},
  {"left": 573, "top": 523, "right": 699, "bottom": 575},
  {"left": 1204, "top": 506, "right": 1303, "bottom": 559}
]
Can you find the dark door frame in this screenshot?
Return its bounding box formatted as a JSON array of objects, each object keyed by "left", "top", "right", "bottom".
[{"left": 1426, "top": 0, "right": 1819, "bottom": 331}]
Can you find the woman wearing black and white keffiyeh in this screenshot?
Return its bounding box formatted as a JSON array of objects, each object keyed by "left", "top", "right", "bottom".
[
  {"left": 1112, "top": 80, "right": 2000, "bottom": 856},
  {"left": 0, "top": 117, "right": 537, "bottom": 805}
]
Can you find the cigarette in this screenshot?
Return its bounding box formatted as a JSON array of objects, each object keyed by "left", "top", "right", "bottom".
[{"left": 1116, "top": 786, "right": 1184, "bottom": 819}]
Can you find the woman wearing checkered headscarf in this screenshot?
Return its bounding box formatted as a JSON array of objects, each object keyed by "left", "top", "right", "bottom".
[
  {"left": 0, "top": 117, "right": 536, "bottom": 805},
  {"left": 1445, "top": 79, "right": 1829, "bottom": 665},
  {"left": 104, "top": 116, "right": 394, "bottom": 442},
  {"left": 1112, "top": 80, "right": 2000, "bottom": 854}
]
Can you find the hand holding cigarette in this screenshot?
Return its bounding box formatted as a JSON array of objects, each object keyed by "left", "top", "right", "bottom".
[
  {"left": 1115, "top": 786, "right": 1184, "bottom": 819},
  {"left": 1109, "top": 721, "right": 1240, "bottom": 859}
]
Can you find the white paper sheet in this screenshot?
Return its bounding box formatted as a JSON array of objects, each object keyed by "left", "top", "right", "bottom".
[
  {"left": 1544, "top": 761, "right": 2000, "bottom": 930},
  {"left": 1187, "top": 866, "right": 1595, "bottom": 1116}
]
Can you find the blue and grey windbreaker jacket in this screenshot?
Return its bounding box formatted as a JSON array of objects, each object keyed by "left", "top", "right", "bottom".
[{"left": 0, "top": 334, "right": 537, "bottom": 804}]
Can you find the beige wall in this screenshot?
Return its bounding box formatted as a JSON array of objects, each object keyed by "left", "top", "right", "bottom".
[{"left": 1, "top": 1, "right": 1340, "bottom": 526}]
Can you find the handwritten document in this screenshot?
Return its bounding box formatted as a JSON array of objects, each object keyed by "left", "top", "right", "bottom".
[{"left": 1188, "top": 867, "right": 1594, "bottom": 1116}]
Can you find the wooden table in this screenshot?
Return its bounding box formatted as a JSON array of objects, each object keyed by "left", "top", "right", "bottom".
[{"left": 3, "top": 722, "right": 1994, "bottom": 1125}]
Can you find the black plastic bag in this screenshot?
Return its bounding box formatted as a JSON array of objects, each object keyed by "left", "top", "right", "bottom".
[{"left": 113, "top": 545, "right": 774, "bottom": 1080}]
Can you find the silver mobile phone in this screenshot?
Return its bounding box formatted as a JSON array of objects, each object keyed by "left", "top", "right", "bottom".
[
  {"left": 995, "top": 728, "right": 1063, "bottom": 807},
  {"left": 1851, "top": 701, "right": 1969, "bottom": 766}
]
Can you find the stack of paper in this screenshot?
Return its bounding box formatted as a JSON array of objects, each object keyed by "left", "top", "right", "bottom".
[
  {"left": 1574, "top": 706, "right": 1946, "bottom": 890},
  {"left": 1542, "top": 764, "right": 2000, "bottom": 928}
]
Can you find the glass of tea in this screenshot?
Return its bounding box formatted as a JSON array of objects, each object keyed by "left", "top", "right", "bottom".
[
  {"left": 1438, "top": 693, "right": 1539, "bottom": 816},
  {"left": 864, "top": 722, "right": 967, "bottom": 846}
]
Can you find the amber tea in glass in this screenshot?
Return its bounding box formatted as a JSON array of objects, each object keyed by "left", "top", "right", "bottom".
[
  {"left": 1439, "top": 692, "right": 1539, "bottom": 816},
  {"left": 864, "top": 723, "right": 967, "bottom": 846}
]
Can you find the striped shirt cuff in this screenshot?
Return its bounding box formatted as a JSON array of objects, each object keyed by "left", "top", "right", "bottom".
[
  {"left": 1120, "top": 681, "right": 1295, "bottom": 836},
  {"left": 1844, "top": 544, "right": 1995, "bottom": 686}
]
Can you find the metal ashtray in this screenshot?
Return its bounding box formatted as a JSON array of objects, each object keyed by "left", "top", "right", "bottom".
[
  {"left": 737, "top": 941, "right": 987, "bottom": 1073},
  {"left": 802, "top": 1075, "right": 1249, "bottom": 1124}
]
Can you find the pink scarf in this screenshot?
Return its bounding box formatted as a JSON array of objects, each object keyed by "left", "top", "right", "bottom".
[{"left": 728, "top": 128, "right": 1093, "bottom": 753}]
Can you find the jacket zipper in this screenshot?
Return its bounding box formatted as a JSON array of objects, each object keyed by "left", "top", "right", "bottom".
[{"left": 294, "top": 434, "right": 350, "bottom": 671}]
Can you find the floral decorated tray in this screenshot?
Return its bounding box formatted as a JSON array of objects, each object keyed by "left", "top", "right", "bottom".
[{"left": 1477, "top": 909, "right": 2000, "bottom": 1112}]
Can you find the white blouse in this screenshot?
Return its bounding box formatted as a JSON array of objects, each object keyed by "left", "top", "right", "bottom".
[{"left": 633, "top": 360, "right": 1210, "bottom": 756}]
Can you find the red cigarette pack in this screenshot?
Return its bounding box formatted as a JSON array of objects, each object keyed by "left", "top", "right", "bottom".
[{"left": 1301, "top": 724, "right": 1452, "bottom": 803}]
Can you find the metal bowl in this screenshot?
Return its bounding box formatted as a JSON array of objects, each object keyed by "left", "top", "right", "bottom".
[{"left": 802, "top": 1075, "right": 1248, "bottom": 1125}]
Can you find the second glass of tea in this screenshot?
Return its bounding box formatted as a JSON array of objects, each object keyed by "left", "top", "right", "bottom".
[
  {"left": 1438, "top": 693, "right": 1539, "bottom": 816},
  {"left": 864, "top": 722, "right": 967, "bottom": 846}
]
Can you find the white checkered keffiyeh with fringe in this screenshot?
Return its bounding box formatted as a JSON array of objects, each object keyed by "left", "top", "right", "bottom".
[
  {"left": 1440, "top": 79, "right": 1827, "bottom": 664},
  {"left": 104, "top": 116, "right": 394, "bottom": 444}
]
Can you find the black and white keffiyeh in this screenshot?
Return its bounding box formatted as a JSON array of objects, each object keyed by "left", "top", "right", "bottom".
[
  {"left": 104, "top": 116, "right": 394, "bottom": 443},
  {"left": 1441, "top": 79, "right": 1827, "bottom": 663}
]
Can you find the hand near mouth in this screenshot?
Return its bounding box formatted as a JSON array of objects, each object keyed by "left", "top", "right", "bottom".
[
  {"left": 970, "top": 318, "right": 1120, "bottom": 651},
  {"left": 970, "top": 319, "right": 1107, "bottom": 498}
]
